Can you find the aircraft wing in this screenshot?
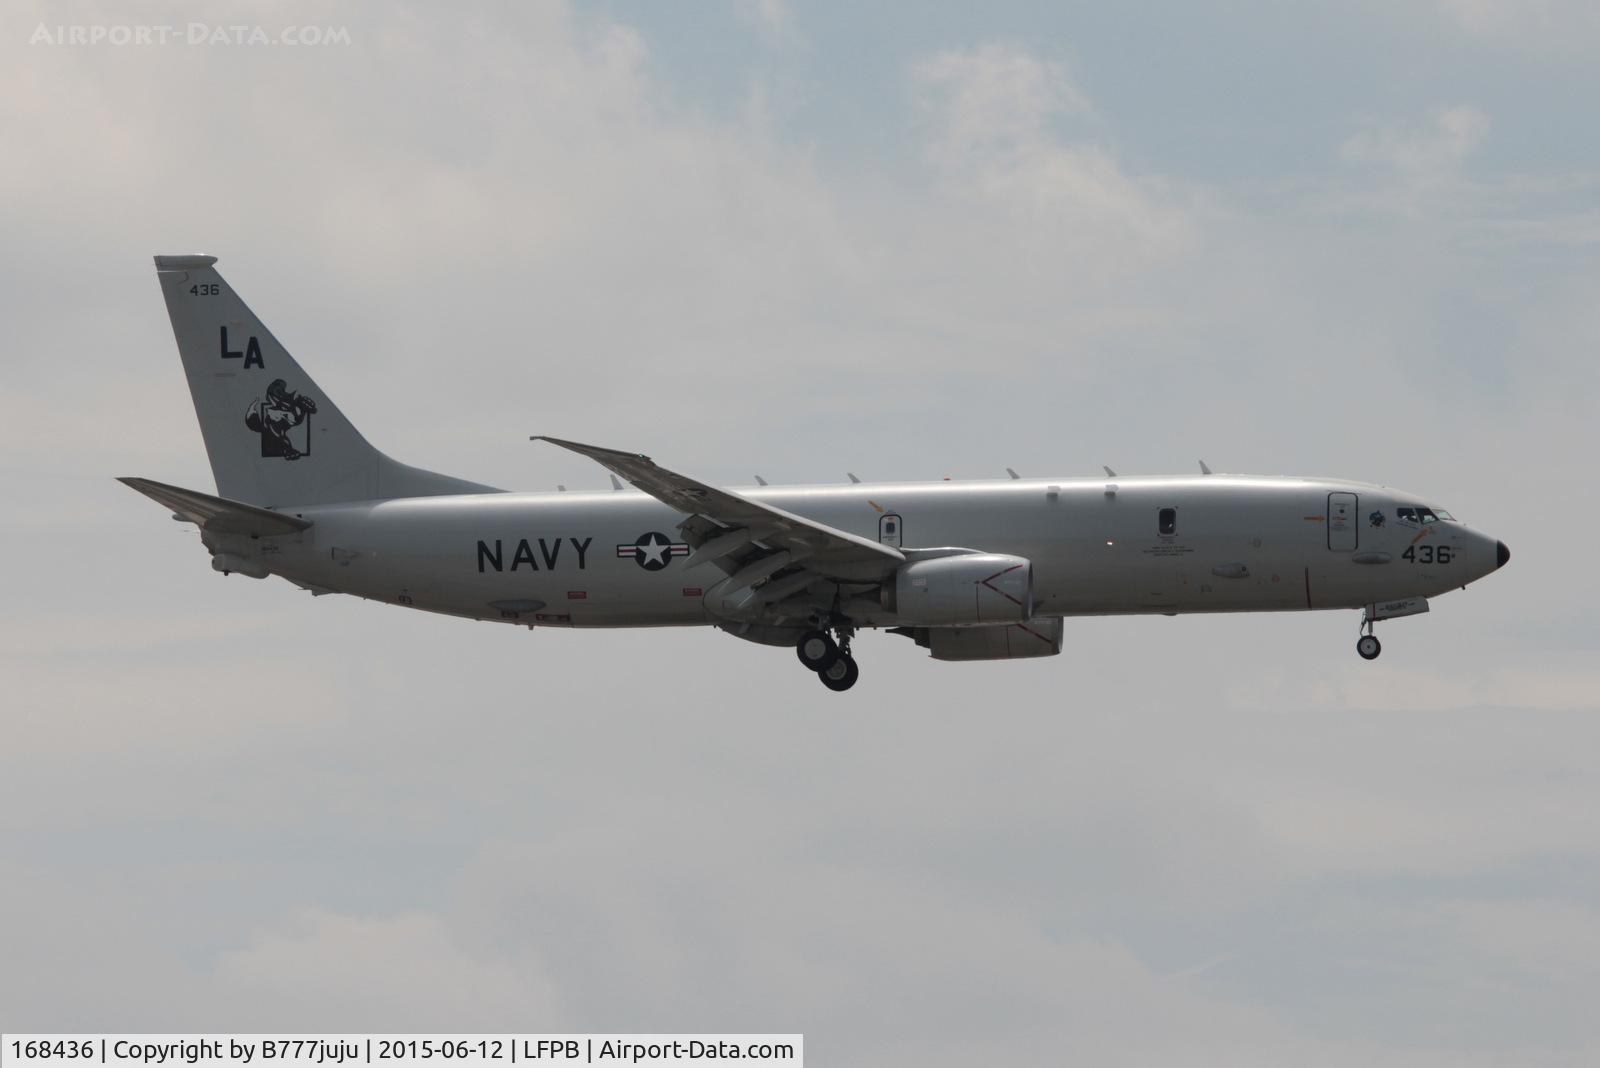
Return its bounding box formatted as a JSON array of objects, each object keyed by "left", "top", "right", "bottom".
[
  {"left": 118, "top": 476, "right": 312, "bottom": 536},
  {"left": 533, "top": 436, "right": 904, "bottom": 582}
]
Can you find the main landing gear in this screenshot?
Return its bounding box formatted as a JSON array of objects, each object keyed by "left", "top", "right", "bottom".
[
  {"left": 1356, "top": 614, "right": 1382, "bottom": 661},
  {"left": 796, "top": 619, "right": 860, "bottom": 691},
  {"left": 796, "top": 630, "right": 838, "bottom": 672}
]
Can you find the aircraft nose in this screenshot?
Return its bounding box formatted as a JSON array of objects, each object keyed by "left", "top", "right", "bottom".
[{"left": 1496, "top": 540, "right": 1510, "bottom": 570}]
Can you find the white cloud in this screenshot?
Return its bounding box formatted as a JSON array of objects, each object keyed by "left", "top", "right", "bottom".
[
  {"left": 1437, "top": 0, "right": 1600, "bottom": 52},
  {"left": 1340, "top": 105, "right": 1490, "bottom": 189},
  {"left": 909, "top": 43, "right": 1183, "bottom": 247},
  {"left": 732, "top": 0, "right": 795, "bottom": 43},
  {"left": 901, "top": 41, "right": 1194, "bottom": 347},
  {"left": 912, "top": 43, "right": 1091, "bottom": 158}
]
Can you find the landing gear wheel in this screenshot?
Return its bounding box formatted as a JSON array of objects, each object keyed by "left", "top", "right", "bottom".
[
  {"left": 1356, "top": 634, "right": 1382, "bottom": 660},
  {"left": 818, "top": 653, "right": 859, "bottom": 692},
  {"left": 796, "top": 629, "right": 839, "bottom": 672}
]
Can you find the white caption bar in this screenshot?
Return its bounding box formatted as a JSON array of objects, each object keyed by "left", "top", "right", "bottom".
[{"left": 1, "top": 1037, "right": 802, "bottom": 1068}]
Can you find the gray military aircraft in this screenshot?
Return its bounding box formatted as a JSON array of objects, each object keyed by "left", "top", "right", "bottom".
[{"left": 124, "top": 255, "right": 1510, "bottom": 692}]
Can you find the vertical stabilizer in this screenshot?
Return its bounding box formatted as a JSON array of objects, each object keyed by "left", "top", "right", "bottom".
[{"left": 153, "top": 254, "right": 498, "bottom": 507}]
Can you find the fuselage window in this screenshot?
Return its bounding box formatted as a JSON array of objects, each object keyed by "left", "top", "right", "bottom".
[
  {"left": 1158, "top": 507, "right": 1177, "bottom": 536},
  {"left": 1434, "top": 508, "right": 1456, "bottom": 521},
  {"left": 1396, "top": 507, "right": 1418, "bottom": 523},
  {"left": 1418, "top": 507, "right": 1439, "bottom": 524}
]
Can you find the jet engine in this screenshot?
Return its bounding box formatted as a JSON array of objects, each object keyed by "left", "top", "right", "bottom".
[{"left": 882, "top": 553, "right": 1033, "bottom": 626}]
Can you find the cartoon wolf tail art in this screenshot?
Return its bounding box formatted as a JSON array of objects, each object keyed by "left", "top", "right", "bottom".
[
  {"left": 244, "top": 378, "right": 317, "bottom": 459},
  {"left": 153, "top": 255, "right": 498, "bottom": 507}
]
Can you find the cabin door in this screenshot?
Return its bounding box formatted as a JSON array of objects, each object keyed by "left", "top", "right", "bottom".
[
  {"left": 1327, "top": 492, "right": 1358, "bottom": 552},
  {"left": 879, "top": 513, "right": 903, "bottom": 549}
]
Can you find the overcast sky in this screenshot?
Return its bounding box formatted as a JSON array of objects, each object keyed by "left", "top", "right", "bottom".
[{"left": 2, "top": 1, "right": 1597, "bottom": 1063}]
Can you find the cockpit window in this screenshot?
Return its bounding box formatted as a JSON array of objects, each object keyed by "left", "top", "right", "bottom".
[{"left": 1397, "top": 504, "right": 1455, "bottom": 523}]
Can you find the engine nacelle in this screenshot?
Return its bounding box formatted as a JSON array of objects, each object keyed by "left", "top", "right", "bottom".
[
  {"left": 884, "top": 553, "right": 1033, "bottom": 626},
  {"left": 897, "top": 619, "right": 1065, "bottom": 661}
]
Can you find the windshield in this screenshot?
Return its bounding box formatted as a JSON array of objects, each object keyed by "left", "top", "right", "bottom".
[{"left": 1394, "top": 505, "right": 1457, "bottom": 523}]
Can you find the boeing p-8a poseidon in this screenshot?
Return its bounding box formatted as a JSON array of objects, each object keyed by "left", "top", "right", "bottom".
[{"left": 124, "top": 255, "right": 1510, "bottom": 692}]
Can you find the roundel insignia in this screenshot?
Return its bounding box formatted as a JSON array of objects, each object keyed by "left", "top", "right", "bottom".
[{"left": 616, "top": 531, "right": 690, "bottom": 571}]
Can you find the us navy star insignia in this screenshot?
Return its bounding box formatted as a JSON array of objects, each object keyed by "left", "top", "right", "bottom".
[{"left": 616, "top": 530, "right": 689, "bottom": 571}]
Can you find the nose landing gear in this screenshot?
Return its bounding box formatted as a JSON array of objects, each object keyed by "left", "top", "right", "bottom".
[
  {"left": 1356, "top": 614, "right": 1382, "bottom": 660},
  {"left": 797, "top": 618, "right": 859, "bottom": 691}
]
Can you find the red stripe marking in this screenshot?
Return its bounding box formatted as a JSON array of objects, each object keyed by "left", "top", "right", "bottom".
[
  {"left": 567, "top": 590, "right": 587, "bottom": 600},
  {"left": 979, "top": 564, "right": 1027, "bottom": 607},
  {"left": 1015, "top": 622, "right": 1055, "bottom": 646}
]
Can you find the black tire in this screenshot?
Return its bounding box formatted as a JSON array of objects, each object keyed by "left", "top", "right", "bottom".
[
  {"left": 796, "top": 629, "right": 839, "bottom": 672},
  {"left": 1356, "top": 635, "right": 1381, "bottom": 660},
  {"left": 819, "top": 653, "right": 859, "bottom": 692}
]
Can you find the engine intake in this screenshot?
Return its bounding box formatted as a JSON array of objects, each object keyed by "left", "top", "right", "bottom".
[{"left": 883, "top": 553, "right": 1033, "bottom": 626}]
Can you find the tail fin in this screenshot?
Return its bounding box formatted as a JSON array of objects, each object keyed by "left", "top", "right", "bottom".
[{"left": 153, "top": 254, "right": 499, "bottom": 507}]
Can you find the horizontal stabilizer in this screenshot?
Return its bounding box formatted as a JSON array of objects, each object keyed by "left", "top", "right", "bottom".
[{"left": 118, "top": 477, "right": 312, "bottom": 536}]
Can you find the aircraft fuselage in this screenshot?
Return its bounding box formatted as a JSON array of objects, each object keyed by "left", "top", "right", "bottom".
[{"left": 264, "top": 473, "right": 1501, "bottom": 629}]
